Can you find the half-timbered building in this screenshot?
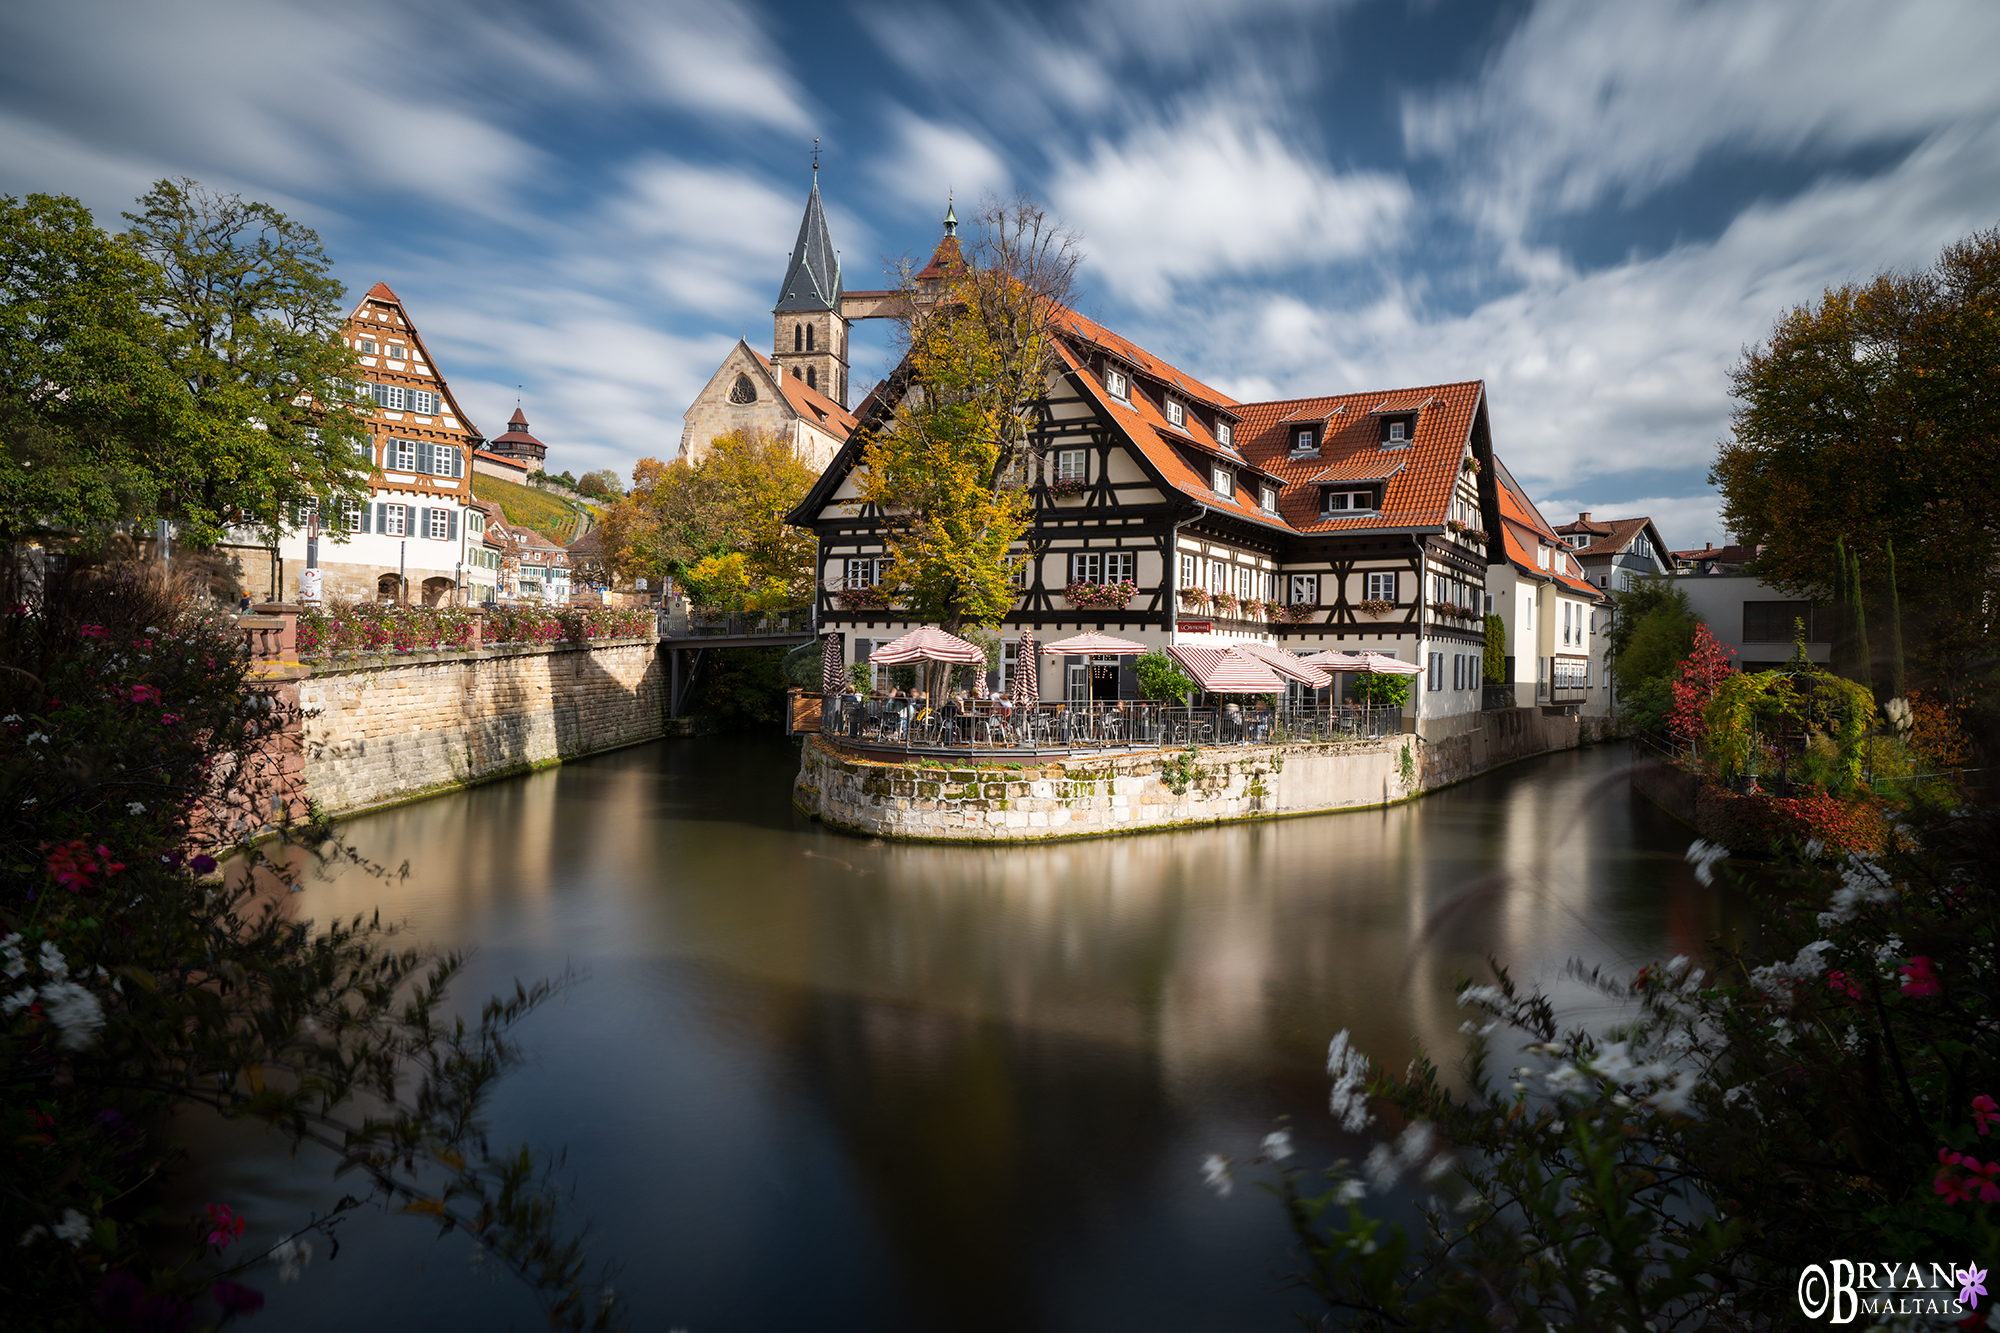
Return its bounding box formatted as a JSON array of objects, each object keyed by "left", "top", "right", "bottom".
[{"left": 788, "top": 289, "right": 1598, "bottom": 739}]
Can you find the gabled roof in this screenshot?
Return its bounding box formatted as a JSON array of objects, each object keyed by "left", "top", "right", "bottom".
[
  {"left": 348, "top": 283, "right": 483, "bottom": 441},
  {"left": 774, "top": 175, "right": 841, "bottom": 314},
  {"left": 1493, "top": 476, "right": 1602, "bottom": 599},
  {"left": 748, "top": 348, "right": 858, "bottom": 436},
  {"left": 1554, "top": 514, "right": 1665, "bottom": 559},
  {"left": 1236, "top": 381, "right": 1483, "bottom": 534}
]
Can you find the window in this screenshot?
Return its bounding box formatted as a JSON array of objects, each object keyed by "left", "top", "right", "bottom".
[
  {"left": 467, "top": 511, "right": 484, "bottom": 536},
  {"left": 379, "top": 503, "right": 407, "bottom": 537},
  {"left": 1236, "top": 566, "right": 1253, "bottom": 601},
  {"left": 370, "top": 382, "right": 406, "bottom": 411},
  {"left": 794, "top": 325, "right": 804, "bottom": 352},
  {"left": 1381, "top": 415, "right": 1414, "bottom": 447},
  {"left": 389, "top": 438, "right": 416, "bottom": 472},
  {"left": 294, "top": 498, "right": 318, "bottom": 528},
  {"left": 1388, "top": 421, "right": 1405, "bottom": 442},
  {"left": 1178, "top": 552, "right": 1197, "bottom": 589},
  {"left": 1010, "top": 558, "right": 1027, "bottom": 589},
  {"left": 355, "top": 436, "right": 374, "bottom": 464},
  {"left": 359, "top": 338, "right": 376, "bottom": 355},
  {"left": 806, "top": 324, "right": 816, "bottom": 351},
  {"left": 1212, "top": 467, "right": 1233, "bottom": 498},
  {"left": 1266, "top": 572, "right": 1282, "bottom": 601},
  {"left": 728, "top": 374, "right": 757, "bottom": 404},
  {"left": 1743, "top": 601, "right": 1831, "bottom": 643},
  {"left": 1104, "top": 367, "right": 1128, "bottom": 401},
  {"left": 1429, "top": 652, "right": 1443, "bottom": 691},
  {"left": 1106, "top": 551, "right": 1135, "bottom": 583},
  {"left": 1366, "top": 571, "right": 1396, "bottom": 602},
  {"left": 339, "top": 500, "right": 362, "bottom": 532},
  {"left": 1291, "top": 574, "right": 1317, "bottom": 605},
  {"left": 1165, "top": 399, "right": 1185, "bottom": 429},
  {"left": 1208, "top": 559, "right": 1228, "bottom": 593},
  {"left": 1293, "top": 429, "right": 1316, "bottom": 454},
  {"left": 1453, "top": 654, "right": 1463, "bottom": 691},
  {"left": 411, "top": 390, "right": 440, "bottom": 416},
  {"left": 844, "top": 557, "right": 880, "bottom": 588},
  {"left": 1217, "top": 421, "right": 1234, "bottom": 449},
  {"left": 1633, "top": 535, "right": 1652, "bottom": 559},
  {"left": 1056, "top": 449, "right": 1087, "bottom": 481},
  {"left": 1322, "top": 489, "right": 1374, "bottom": 515},
  {"left": 1070, "top": 552, "right": 1102, "bottom": 584},
  {"left": 387, "top": 344, "right": 405, "bottom": 361},
  {"left": 1259, "top": 486, "right": 1277, "bottom": 514}
]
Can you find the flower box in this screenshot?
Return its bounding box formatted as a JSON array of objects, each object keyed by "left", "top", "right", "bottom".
[
  {"left": 834, "top": 587, "right": 891, "bottom": 612},
  {"left": 1279, "top": 602, "right": 1318, "bottom": 624},
  {"left": 1447, "top": 518, "right": 1468, "bottom": 534},
  {"left": 1465, "top": 528, "right": 1489, "bottom": 544},
  {"left": 1356, "top": 598, "right": 1395, "bottom": 616},
  {"left": 1177, "top": 587, "right": 1212, "bottom": 610},
  {"left": 1048, "top": 478, "right": 1087, "bottom": 499},
  {"left": 1211, "top": 593, "right": 1239, "bottom": 615},
  {"left": 1064, "top": 580, "right": 1138, "bottom": 610},
  {"left": 1461, "top": 457, "right": 1481, "bottom": 475}
]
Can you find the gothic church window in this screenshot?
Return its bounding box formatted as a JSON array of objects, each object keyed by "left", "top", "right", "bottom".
[
  {"left": 794, "top": 325, "right": 803, "bottom": 352},
  {"left": 729, "top": 374, "right": 757, "bottom": 404},
  {"left": 807, "top": 367, "right": 818, "bottom": 391},
  {"left": 806, "top": 324, "right": 815, "bottom": 351}
]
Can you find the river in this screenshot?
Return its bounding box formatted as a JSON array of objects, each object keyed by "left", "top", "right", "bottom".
[{"left": 184, "top": 736, "right": 1746, "bottom": 1331}]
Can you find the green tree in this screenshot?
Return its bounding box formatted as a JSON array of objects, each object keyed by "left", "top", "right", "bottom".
[
  {"left": 1136, "top": 648, "right": 1196, "bottom": 702},
  {"left": 120, "top": 179, "right": 369, "bottom": 543},
  {"left": 1482, "top": 613, "right": 1506, "bottom": 686},
  {"left": 0, "top": 193, "right": 188, "bottom": 543},
  {"left": 1353, "top": 673, "right": 1409, "bottom": 708},
  {"left": 1609, "top": 581, "right": 1700, "bottom": 696},
  {"left": 856, "top": 195, "right": 1081, "bottom": 633},
  {"left": 576, "top": 468, "right": 623, "bottom": 499},
  {"left": 1714, "top": 223, "right": 2000, "bottom": 688}
]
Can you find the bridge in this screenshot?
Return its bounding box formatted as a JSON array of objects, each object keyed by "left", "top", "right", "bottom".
[{"left": 657, "top": 606, "right": 818, "bottom": 717}]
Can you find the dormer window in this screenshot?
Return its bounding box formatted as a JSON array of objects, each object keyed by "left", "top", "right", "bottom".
[
  {"left": 1292, "top": 428, "right": 1317, "bottom": 455},
  {"left": 1387, "top": 421, "right": 1404, "bottom": 442},
  {"left": 1321, "top": 489, "right": 1376, "bottom": 516},
  {"left": 1212, "top": 467, "right": 1234, "bottom": 499},
  {"left": 1105, "top": 367, "right": 1129, "bottom": 402},
  {"left": 1165, "top": 398, "right": 1186, "bottom": 429},
  {"left": 1259, "top": 486, "right": 1278, "bottom": 514},
  {"left": 1217, "top": 420, "right": 1234, "bottom": 449},
  {"left": 1380, "top": 414, "right": 1415, "bottom": 447}
]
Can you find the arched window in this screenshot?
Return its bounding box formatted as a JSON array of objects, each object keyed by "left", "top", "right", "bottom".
[
  {"left": 805, "top": 324, "right": 815, "bottom": 351},
  {"left": 794, "top": 325, "right": 803, "bottom": 352},
  {"left": 728, "top": 374, "right": 756, "bottom": 404},
  {"left": 792, "top": 367, "right": 801, "bottom": 380},
  {"left": 806, "top": 367, "right": 818, "bottom": 391}
]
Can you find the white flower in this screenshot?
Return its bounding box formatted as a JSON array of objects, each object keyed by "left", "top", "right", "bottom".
[
  {"left": 24, "top": 732, "right": 47, "bottom": 745},
  {"left": 38, "top": 942, "right": 68, "bottom": 980},
  {"left": 3, "top": 989, "right": 35, "bottom": 1015},
  {"left": 1456, "top": 985, "right": 1504, "bottom": 1009},
  {"left": 1326, "top": 1030, "right": 1375, "bottom": 1132},
  {"left": 273, "top": 1236, "right": 313, "bottom": 1283},
  {"left": 1684, "top": 839, "right": 1728, "bottom": 886},
  {"left": 1364, "top": 1143, "right": 1401, "bottom": 1190},
  {"left": 0, "top": 714, "right": 17, "bottom": 724},
  {"left": 2, "top": 940, "right": 24, "bottom": 979},
  {"left": 1261, "top": 1130, "right": 1294, "bottom": 1162},
  {"left": 39, "top": 981, "right": 104, "bottom": 1050},
  {"left": 1422, "top": 1152, "right": 1458, "bottom": 1183},
  {"left": 53, "top": 1209, "right": 91, "bottom": 1247},
  {"left": 1200, "top": 1154, "right": 1234, "bottom": 1197},
  {"left": 1588, "top": 1041, "right": 1635, "bottom": 1082},
  {"left": 1334, "top": 1178, "right": 1367, "bottom": 1204},
  {"left": 126, "top": 802, "right": 146, "bottom": 815},
  {"left": 1545, "top": 1063, "right": 1588, "bottom": 1096},
  {"left": 1645, "top": 1070, "right": 1699, "bottom": 1116},
  {"left": 1458, "top": 1020, "right": 1496, "bottom": 1036},
  {"left": 19, "top": 1224, "right": 48, "bottom": 1246}
]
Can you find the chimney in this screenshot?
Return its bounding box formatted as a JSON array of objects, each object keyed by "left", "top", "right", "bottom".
[
  {"left": 1578, "top": 512, "right": 1590, "bottom": 523},
  {"left": 1705, "top": 542, "right": 1714, "bottom": 551}
]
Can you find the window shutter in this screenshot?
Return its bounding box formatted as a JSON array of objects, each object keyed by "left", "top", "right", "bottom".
[
  {"left": 417, "top": 440, "right": 433, "bottom": 475},
  {"left": 375, "top": 502, "right": 386, "bottom": 533},
  {"left": 451, "top": 446, "right": 463, "bottom": 478},
  {"left": 361, "top": 502, "right": 372, "bottom": 534},
  {"left": 448, "top": 509, "right": 458, "bottom": 541}
]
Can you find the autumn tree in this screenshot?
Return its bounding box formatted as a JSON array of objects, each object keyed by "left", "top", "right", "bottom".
[
  {"left": 1714, "top": 223, "right": 2000, "bottom": 689},
  {"left": 599, "top": 428, "right": 817, "bottom": 605},
  {"left": 121, "top": 179, "right": 370, "bottom": 543},
  {"left": 855, "top": 195, "right": 1082, "bottom": 632}
]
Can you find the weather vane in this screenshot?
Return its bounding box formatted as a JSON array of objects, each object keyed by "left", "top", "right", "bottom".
[{"left": 812, "top": 137, "right": 820, "bottom": 172}]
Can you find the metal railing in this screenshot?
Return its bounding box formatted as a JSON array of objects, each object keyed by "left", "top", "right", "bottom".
[
  {"left": 818, "top": 696, "right": 1402, "bottom": 755},
  {"left": 658, "top": 606, "right": 816, "bottom": 639}
]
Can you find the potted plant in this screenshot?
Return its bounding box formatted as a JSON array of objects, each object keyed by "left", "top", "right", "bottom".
[
  {"left": 1212, "top": 592, "right": 1239, "bottom": 616},
  {"left": 1177, "top": 586, "right": 1212, "bottom": 611},
  {"left": 1064, "top": 580, "right": 1138, "bottom": 611},
  {"left": 1461, "top": 457, "right": 1481, "bottom": 475},
  {"left": 834, "top": 586, "right": 890, "bottom": 612},
  {"left": 1280, "top": 602, "right": 1317, "bottom": 624},
  {"left": 1447, "top": 518, "right": 1468, "bottom": 535},
  {"left": 1356, "top": 598, "right": 1395, "bottom": 617},
  {"left": 1466, "top": 527, "right": 1490, "bottom": 544},
  {"left": 1049, "top": 478, "right": 1087, "bottom": 499}
]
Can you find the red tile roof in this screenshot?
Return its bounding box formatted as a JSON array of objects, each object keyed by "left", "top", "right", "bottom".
[
  {"left": 751, "top": 349, "right": 859, "bottom": 436},
  {"left": 1495, "top": 483, "right": 1601, "bottom": 599},
  {"left": 365, "top": 281, "right": 401, "bottom": 302}
]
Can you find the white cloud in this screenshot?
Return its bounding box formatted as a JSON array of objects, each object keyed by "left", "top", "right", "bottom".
[
  {"left": 869, "top": 111, "right": 1010, "bottom": 220},
  {"left": 1406, "top": 0, "right": 2000, "bottom": 247},
  {"left": 1051, "top": 102, "right": 1412, "bottom": 307},
  {"left": 605, "top": 0, "right": 814, "bottom": 134}
]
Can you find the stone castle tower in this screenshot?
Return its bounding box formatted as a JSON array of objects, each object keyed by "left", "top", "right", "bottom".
[{"left": 767, "top": 166, "right": 850, "bottom": 409}]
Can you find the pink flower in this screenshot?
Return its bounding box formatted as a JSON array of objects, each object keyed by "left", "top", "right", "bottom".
[
  {"left": 1899, "top": 956, "right": 1942, "bottom": 998},
  {"left": 1936, "top": 1166, "right": 1978, "bottom": 1205},
  {"left": 79, "top": 624, "right": 108, "bottom": 638},
  {"left": 203, "top": 1203, "right": 245, "bottom": 1248},
  {"left": 126, "top": 684, "right": 160, "bottom": 705},
  {"left": 1826, "top": 969, "right": 1864, "bottom": 1002},
  {"left": 1973, "top": 1095, "right": 1998, "bottom": 1136},
  {"left": 161, "top": 713, "right": 182, "bottom": 727},
  {"left": 1966, "top": 1159, "right": 2000, "bottom": 1205}
]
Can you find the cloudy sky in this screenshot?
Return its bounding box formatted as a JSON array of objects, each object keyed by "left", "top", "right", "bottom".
[{"left": 5, "top": 0, "right": 1997, "bottom": 547}]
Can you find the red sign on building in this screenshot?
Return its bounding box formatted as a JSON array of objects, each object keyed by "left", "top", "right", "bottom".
[{"left": 1176, "top": 620, "right": 1213, "bottom": 633}]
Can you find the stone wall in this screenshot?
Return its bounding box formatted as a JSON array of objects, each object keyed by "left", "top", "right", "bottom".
[
  {"left": 300, "top": 637, "right": 664, "bottom": 816},
  {"left": 794, "top": 704, "right": 1589, "bottom": 842}
]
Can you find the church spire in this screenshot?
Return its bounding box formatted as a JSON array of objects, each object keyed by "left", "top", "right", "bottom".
[{"left": 774, "top": 167, "right": 842, "bottom": 314}]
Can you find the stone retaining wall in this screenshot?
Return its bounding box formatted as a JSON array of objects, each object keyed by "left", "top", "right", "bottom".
[
  {"left": 793, "top": 705, "right": 1591, "bottom": 841},
  {"left": 300, "top": 637, "right": 664, "bottom": 816}
]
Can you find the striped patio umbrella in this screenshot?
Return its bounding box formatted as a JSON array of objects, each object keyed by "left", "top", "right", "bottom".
[
  {"left": 1352, "top": 650, "right": 1424, "bottom": 676},
  {"left": 1042, "top": 631, "right": 1149, "bottom": 655},
  {"left": 1013, "top": 629, "right": 1038, "bottom": 704},
  {"left": 1166, "top": 645, "right": 1287, "bottom": 694},
  {"left": 820, "top": 632, "right": 845, "bottom": 696},
  {"left": 1231, "top": 639, "right": 1332, "bottom": 687},
  {"left": 866, "top": 625, "right": 987, "bottom": 665}
]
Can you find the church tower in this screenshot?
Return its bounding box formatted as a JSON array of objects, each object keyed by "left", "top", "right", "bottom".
[{"left": 769, "top": 166, "right": 850, "bottom": 408}]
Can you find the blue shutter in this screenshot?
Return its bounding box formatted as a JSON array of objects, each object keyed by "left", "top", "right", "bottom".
[
  {"left": 376, "top": 502, "right": 387, "bottom": 533},
  {"left": 448, "top": 508, "right": 458, "bottom": 541},
  {"left": 450, "top": 446, "right": 462, "bottom": 478},
  {"left": 417, "top": 440, "right": 433, "bottom": 475},
  {"left": 361, "top": 502, "right": 372, "bottom": 534}
]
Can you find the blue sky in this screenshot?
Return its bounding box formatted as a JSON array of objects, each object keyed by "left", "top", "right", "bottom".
[{"left": 4, "top": 0, "right": 1997, "bottom": 548}]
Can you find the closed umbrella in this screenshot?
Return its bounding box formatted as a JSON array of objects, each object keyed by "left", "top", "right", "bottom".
[
  {"left": 820, "top": 632, "right": 845, "bottom": 696},
  {"left": 1013, "top": 629, "right": 1038, "bottom": 704}
]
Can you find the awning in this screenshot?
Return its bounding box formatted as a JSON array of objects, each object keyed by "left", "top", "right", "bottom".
[
  {"left": 1043, "top": 631, "right": 1149, "bottom": 655},
  {"left": 866, "top": 626, "right": 987, "bottom": 665},
  {"left": 1230, "top": 640, "right": 1332, "bottom": 687},
  {"left": 1166, "top": 645, "right": 1287, "bottom": 694}
]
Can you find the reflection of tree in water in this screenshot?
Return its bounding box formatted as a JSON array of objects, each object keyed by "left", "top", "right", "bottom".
[{"left": 789, "top": 989, "right": 1171, "bottom": 1330}]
